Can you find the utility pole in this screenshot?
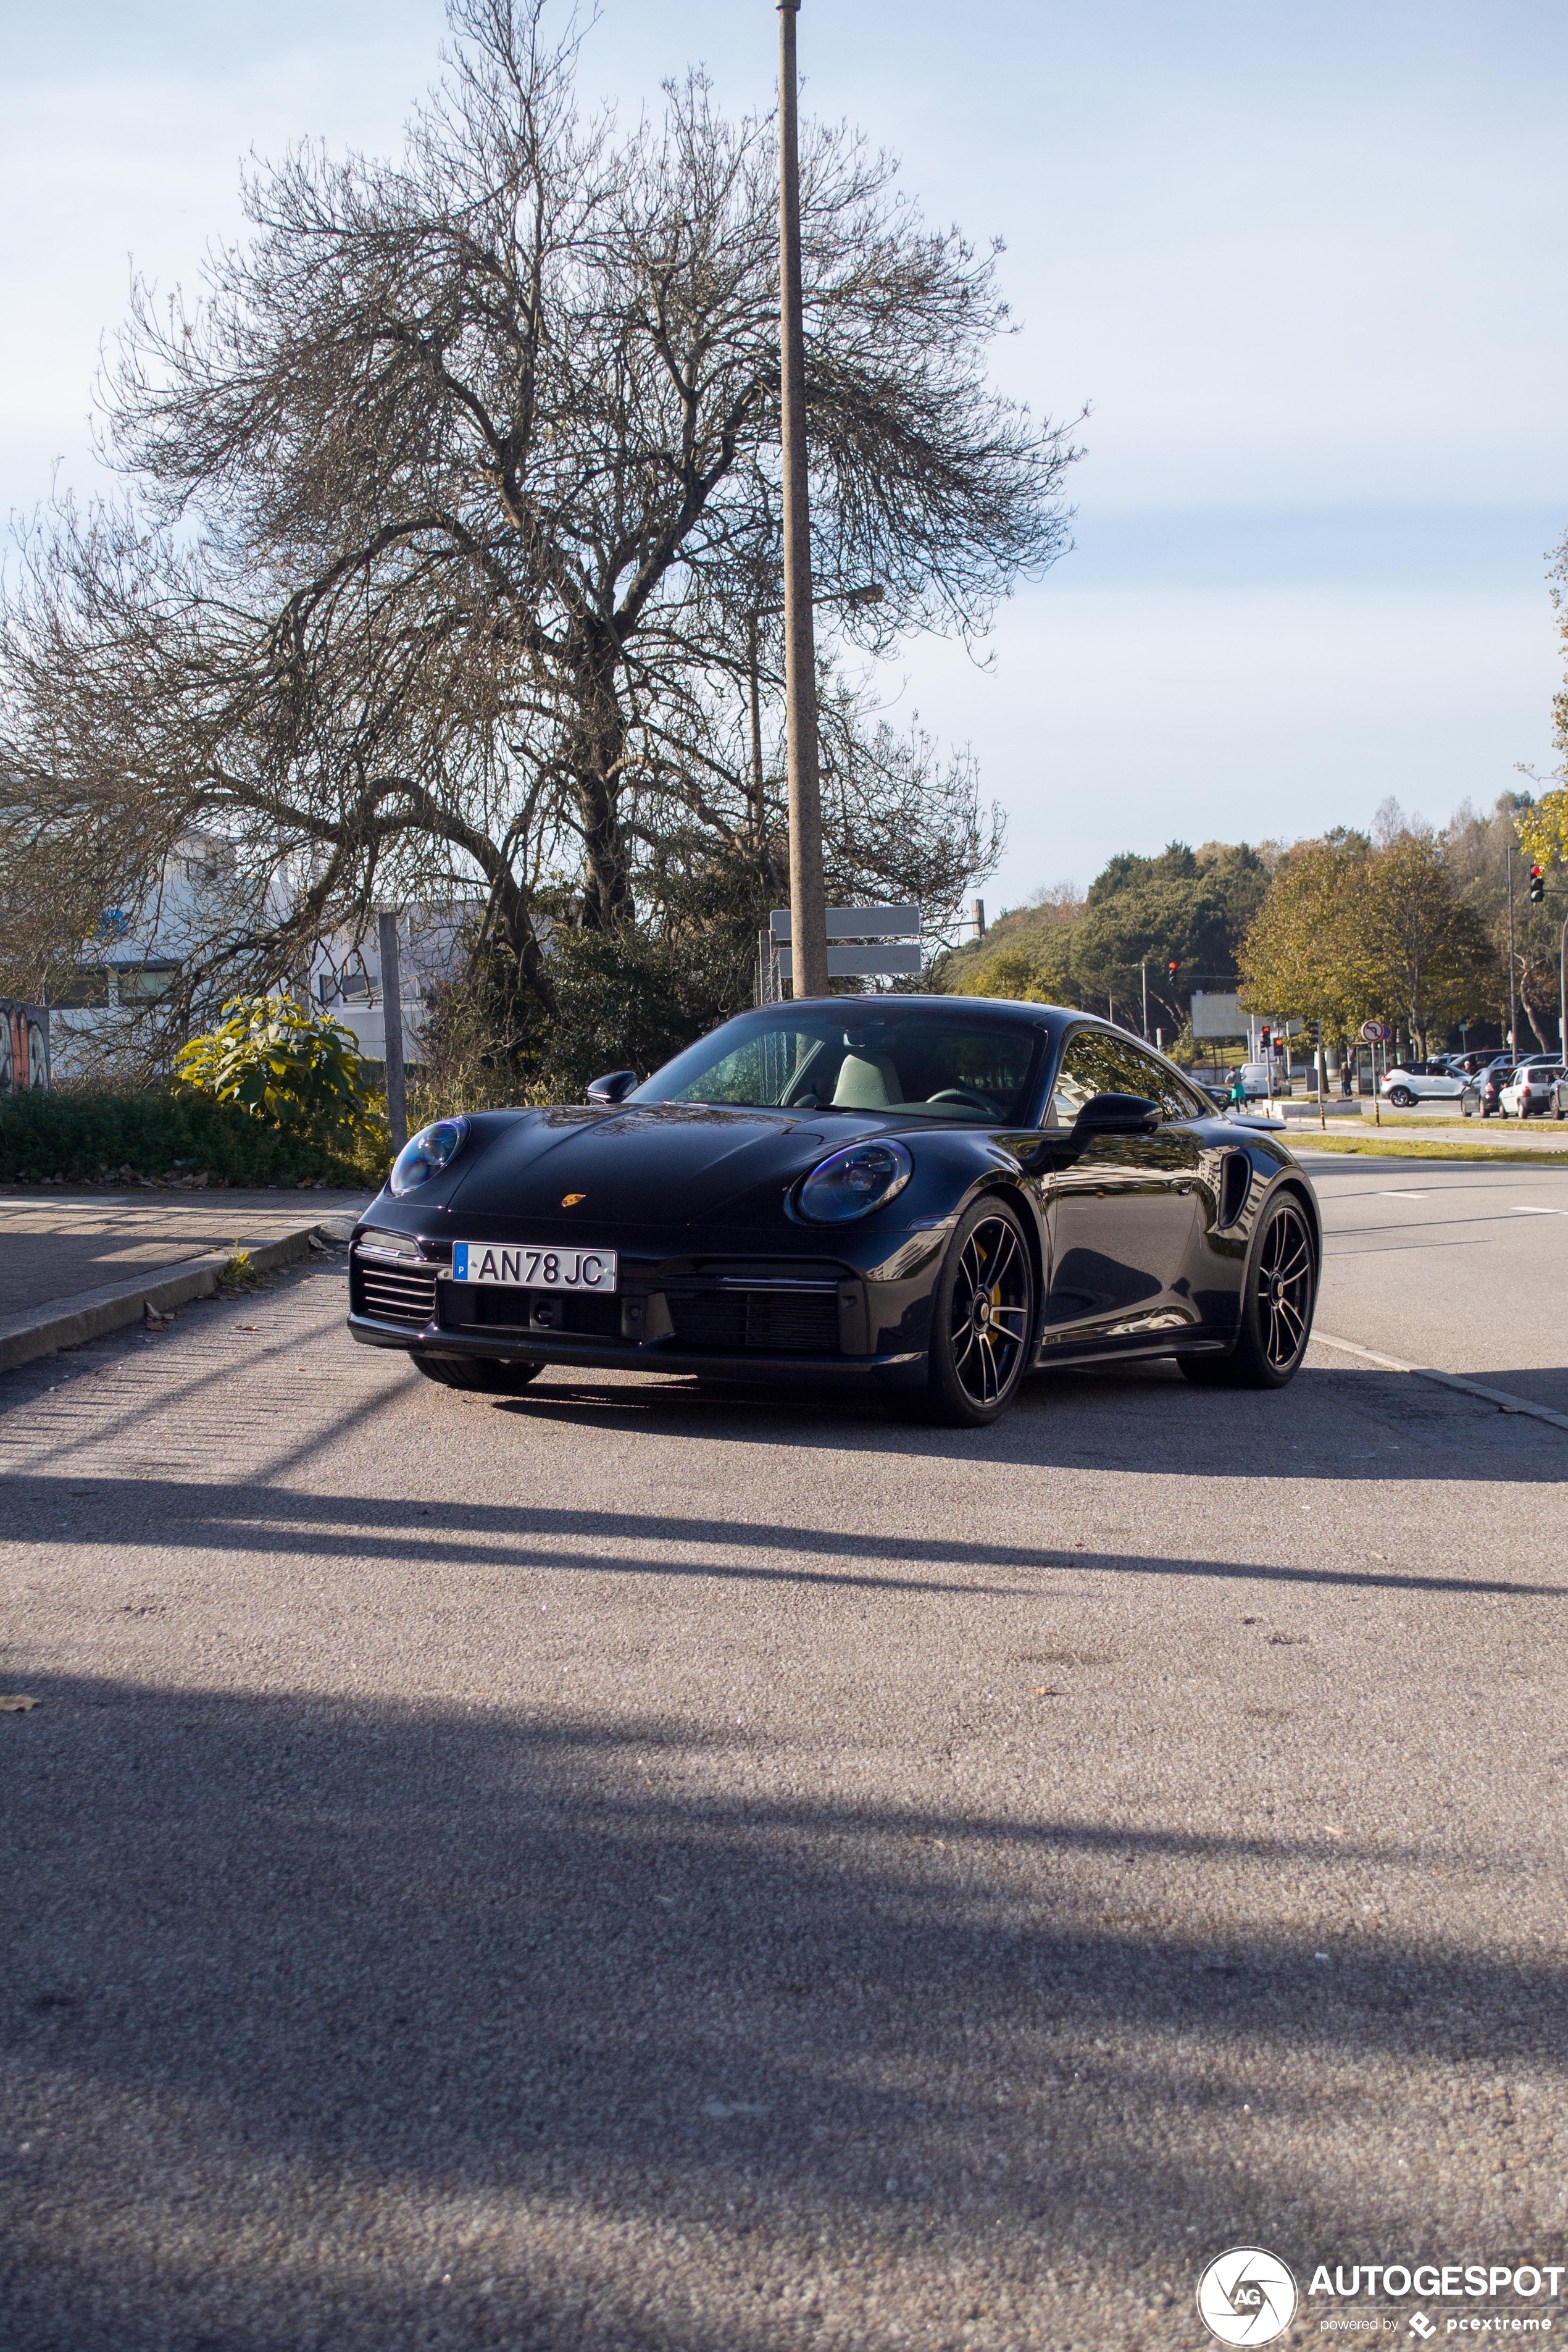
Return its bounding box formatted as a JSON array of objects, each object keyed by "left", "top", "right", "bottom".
[
  {"left": 745, "top": 608, "right": 766, "bottom": 850},
  {"left": 776, "top": 0, "right": 828, "bottom": 1000},
  {"left": 1506, "top": 843, "right": 1518, "bottom": 1055},
  {"left": 1140, "top": 960, "right": 1148, "bottom": 1040}
]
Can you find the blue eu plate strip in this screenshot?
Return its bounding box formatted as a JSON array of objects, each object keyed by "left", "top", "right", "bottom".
[{"left": 453, "top": 1244, "right": 469, "bottom": 1279}]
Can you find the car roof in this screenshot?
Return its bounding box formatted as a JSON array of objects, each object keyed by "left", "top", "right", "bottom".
[{"left": 784, "top": 995, "right": 1056, "bottom": 1027}]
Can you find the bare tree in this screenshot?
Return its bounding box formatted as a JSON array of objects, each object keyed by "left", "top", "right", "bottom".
[{"left": 1, "top": 0, "right": 1075, "bottom": 1029}]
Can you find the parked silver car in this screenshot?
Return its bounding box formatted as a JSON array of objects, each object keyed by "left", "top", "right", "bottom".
[{"left": 1499, "top": 1064, "right": 1566, "bottom": 1119}]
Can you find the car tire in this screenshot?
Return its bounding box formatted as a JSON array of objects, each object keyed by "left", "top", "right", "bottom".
[
  {"left": 896, "top": 1194, "right": 1035, "bottom": 1428},
  {"left": 1178, "top": 1191, "right": 1316, "bottom": 1392},
  {"left": 1388, "top": 1087, "right": 1417, "bottom": 1108},
  {"left": 1556, "top": 1103, "right": 1566, "bottom": 1123},
  {"left": 412, "top": 1354, "right": 544, "bottom": 1394}
]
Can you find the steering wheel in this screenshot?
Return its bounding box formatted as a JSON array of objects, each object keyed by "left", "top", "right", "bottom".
[{"left": 927, "top": 1086, "right": 999, "bottom": 1116}]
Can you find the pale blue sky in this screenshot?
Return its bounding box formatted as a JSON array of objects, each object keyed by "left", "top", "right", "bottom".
[{"left": 4, "top": 0, "right": 1564, "bottom": 906}]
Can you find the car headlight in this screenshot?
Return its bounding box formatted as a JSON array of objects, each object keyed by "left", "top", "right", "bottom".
[
  {"left": 798, "top": 1139, "right": 913, "bottom": 1223},
  {"left": 388, "top": 1116, "right": 469, "bottom": 1195}
]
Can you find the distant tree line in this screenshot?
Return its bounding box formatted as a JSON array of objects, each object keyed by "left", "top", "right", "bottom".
[
  {"left": 933, "top": 840, "right": 1277, "bottom": 1045},
  {"left": 939, "top": 790, "right": 1568, "bottom": 1062}
]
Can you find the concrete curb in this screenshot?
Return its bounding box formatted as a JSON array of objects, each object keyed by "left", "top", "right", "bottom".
[{"left": 0, "top": 1220, "right": 353, "bottom": 1376}]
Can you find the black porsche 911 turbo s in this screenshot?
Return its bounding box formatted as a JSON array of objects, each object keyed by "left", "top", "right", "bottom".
[{"left": 347, "top": 998, "right": 1320, "bottom": 1426}]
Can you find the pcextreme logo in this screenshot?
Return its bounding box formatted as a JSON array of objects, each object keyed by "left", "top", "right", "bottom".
[{"left": 1196, "top": 2247, "right": 1300, "bottom": 2345}]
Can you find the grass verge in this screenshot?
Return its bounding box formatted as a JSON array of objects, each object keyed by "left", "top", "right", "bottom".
[{"left": 1293, "top": 1136, "right": 1568, "bottom": 1165}]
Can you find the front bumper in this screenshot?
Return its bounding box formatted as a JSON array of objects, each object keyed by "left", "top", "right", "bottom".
[{"left": 346, "top": 1228, "right": 938, "bottom": 1385}]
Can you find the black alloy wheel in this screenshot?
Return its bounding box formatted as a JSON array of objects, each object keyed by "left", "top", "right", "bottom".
[
  {"left": 413, "top": 1354, "right": 544, "bottom": 1394},
  {"left": 904, "top": 1195, "right": 1035, "bottom": 1427},
  {"left": 1180, "top": 1192, "right": 1316, "bottom": 1391}
]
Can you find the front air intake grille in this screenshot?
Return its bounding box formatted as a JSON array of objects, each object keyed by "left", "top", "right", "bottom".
[
  {"left": 667, "top": 1287, "right": 841, "bottom": 1356},
  {"left": 443, "top": 1284, "right": 620, "bottom": 1338},
  {"left": 352, "top": 1253, "right": 439, "bottom": 1328}
]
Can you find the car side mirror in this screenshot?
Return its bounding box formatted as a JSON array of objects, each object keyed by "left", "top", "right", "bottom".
[
  {"left": 586, "top": 1069, "right": 638, "bottom": 1106},
  {"left": 1073, "top": 1091, "right": 1162, "bottom": 1136}
]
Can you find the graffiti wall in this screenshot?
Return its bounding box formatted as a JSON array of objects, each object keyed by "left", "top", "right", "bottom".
[{"left": 1, "top": 1002, "right": 50, "bottom": 1092}]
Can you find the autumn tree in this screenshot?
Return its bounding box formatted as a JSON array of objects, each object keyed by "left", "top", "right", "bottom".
[
  {"left": 1446, "top": 792, "right": 1560, "bottom": 1050},
  {"left": 1516, "top": 521, "right": 1568, "bottom": 881},
  {"left": 1360, "top": 833, "right": 1495, "bottom": 1053},
  {"left": 1236, "top": 839, "right": 1370, "bottom": 1047},
  {"left": 1241, "top": 822, "right": 1495, "bottom": 1058}
]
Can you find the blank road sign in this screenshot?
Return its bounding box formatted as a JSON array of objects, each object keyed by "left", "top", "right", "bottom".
[
  {"left": 770, "top": 906, "right": 919, "bottom": 942},
  {"left": 777, "top": 943, "right": 924, "bottom": 980}
]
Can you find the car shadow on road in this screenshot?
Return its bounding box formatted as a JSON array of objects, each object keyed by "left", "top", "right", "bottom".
[
  {"left": 482, "top": 1355, "right": 1568, "bottom": 1488},
  {"left": 4, "top": 1670, "right": 1564, "bottom": 2352},
  {"left": 1, "top": 1465, "right": 1563, "bottom": 1601}
]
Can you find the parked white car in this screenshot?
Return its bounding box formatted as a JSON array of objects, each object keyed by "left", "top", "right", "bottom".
[
  {"left": 1380, "top": 1061, "right": 1482, "bottom": 1110},
  {"left": 1499, "top": 1064, "right": 1565, "bottom": 1119}
]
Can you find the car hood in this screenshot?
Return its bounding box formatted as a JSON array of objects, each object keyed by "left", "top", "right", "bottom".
[{"left": 443, "top": 1103, "right": 879, "bottom": 1225}]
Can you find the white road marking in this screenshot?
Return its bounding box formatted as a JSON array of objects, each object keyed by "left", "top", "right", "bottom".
[{"left": 1312, "top": 1329, "right": 1568, "bottom": 1434}]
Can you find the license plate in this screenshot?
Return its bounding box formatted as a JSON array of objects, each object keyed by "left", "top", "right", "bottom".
[{"left": 451, "top": 1242, "right": 618, "bottom": 1293}]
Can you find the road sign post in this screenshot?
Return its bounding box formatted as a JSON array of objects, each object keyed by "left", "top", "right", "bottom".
[
  {"left": 377, "top": 908, "right": 408, "bottom": 1153},
  {"left": 1361, "top": 1019, "right": 1390, "bottom": 1124}
]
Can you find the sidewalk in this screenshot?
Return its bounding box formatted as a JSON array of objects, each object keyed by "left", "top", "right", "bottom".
[{"left": 0, "top": 1187, "right": 372, "bottom": 1372}]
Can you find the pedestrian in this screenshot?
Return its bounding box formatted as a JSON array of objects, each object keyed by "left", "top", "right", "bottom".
[
  {"left": 1340, "top": 1055, "right": 1353, "bottom": 1100},
  {"left": 1228, "top": 1067, "right": 1248, "bottom": 1111}
]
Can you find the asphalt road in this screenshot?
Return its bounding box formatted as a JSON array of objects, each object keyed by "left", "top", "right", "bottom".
[
  {"left": 2, "top": 1170, "right": 1566, "bottom": 2352},
  {"left": 1301, "top": 1153, "right": 1568, "bottom": 1412}
]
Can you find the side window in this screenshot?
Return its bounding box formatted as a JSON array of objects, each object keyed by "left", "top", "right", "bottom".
[
  {"left": 1122, "top": 1045, "right": 1211, "bottom": 1121},
  {"left": 1048, "top": 1029, "right": 1209, "bottom": 1124},
  {"left": 1047, "top": 1029, "right": 1156, "bottom": 1126}
]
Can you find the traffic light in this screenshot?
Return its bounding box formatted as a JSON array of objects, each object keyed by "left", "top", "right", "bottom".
[
  {"left": 1530, "top": 864, "right": 1546, "bottom": 904},
  {"left": 1259, "top": 1026, "right": 1272, "bottom": 1050},
  {"left": 1167, "top": 959, "right": 1178, "bottom": 984},
  {"left": 1307, "top": 1018, "right": 1322, "bottom": 1045}
]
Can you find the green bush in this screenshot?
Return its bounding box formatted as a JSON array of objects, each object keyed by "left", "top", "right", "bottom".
[
  {"left": 175, "top": 995, "right": 387, "bottom": 1147},
  {"left": 0, "top": 1089, "right": 382, "bottom": 1188}
]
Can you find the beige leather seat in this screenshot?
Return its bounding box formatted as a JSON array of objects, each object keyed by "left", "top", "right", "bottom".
[{"left": 832, "top": 1052, "right": 901, "bottom": 1108}]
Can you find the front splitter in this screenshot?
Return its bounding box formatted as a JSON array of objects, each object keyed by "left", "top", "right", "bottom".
[{"left": 346, "top": 1313, "right": 924, "bottom": 1384}]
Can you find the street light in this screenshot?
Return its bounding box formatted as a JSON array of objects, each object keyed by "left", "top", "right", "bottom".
[{"left": 777, "top": 0, "right": 827, "bottom": 998}]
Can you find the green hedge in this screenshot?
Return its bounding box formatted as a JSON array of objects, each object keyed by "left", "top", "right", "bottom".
[{"left": 0, "top": 1090, "right": 381, "bottom": 1189}]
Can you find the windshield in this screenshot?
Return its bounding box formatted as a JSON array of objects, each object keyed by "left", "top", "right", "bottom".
[{"left": 631, "top": 1005, "right": 1045, "bottom": 1121}]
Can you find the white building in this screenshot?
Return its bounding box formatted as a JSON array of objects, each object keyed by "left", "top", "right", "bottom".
[
  {"left": 48, "top": 834, "right": 249, "bottom": 1080},
  {"left": 46, "top": 830, "right": 478, "bottom": 1078}
]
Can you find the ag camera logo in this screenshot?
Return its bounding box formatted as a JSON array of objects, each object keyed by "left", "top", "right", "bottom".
[{"left": 1196, "top": 2247, "right": 1299, "bottom": 2345}]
